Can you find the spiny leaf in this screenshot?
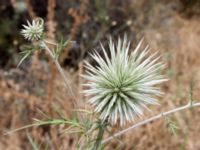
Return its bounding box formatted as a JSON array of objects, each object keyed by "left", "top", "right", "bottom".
[
  {"left": 53, "top": 37, "right": 71, "bottom": 59},
  {"left": 165, "top": 117, "right": 179, "bottom": 135},
  {"left": 18, "top": 45, "right": 39, "bottom": 67},
  {"left": 53, "top": 106, "right": 67, "bottom": 120},
  {"left": 5, "top": 118, "right": 80, "bottom": 135},
  {"left": 27, "top": 132, "right": 40, "bottom": 150}
]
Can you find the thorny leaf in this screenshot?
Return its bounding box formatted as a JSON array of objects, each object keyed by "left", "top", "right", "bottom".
[
  {"left": 27, "top": 132, "right": 40, "bottom": 150},
  {"left": 18, "top": 45, "right": 40, "bottom": 67},
  {"left": 53, "top": 37, "right": 71, "bottom": 60},
  {"left": 6, "top": 118, "right": 80, "bottom": 135},
  {"left": 165, "top": 117, "right": 179, "bottom": 135}
]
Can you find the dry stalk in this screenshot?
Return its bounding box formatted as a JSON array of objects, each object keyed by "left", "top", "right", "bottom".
[
  {"left": 68, "top": 0, "right": 90, "bottom": 40},
  {"left": 46, "top": 0, "right": 56, "bottom": 40},
  {"left": 23, "top": 0, "right": 36, "bottom": 19},
  {"left": 45, "top": 0, "right": 57, "bottom": 117},
  {"left": 60, "top": 0, "right": 90, "bottom": 63}
]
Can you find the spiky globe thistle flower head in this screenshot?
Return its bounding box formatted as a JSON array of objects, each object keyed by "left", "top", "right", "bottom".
[
  {"left": 21, "top": 18, "right": 44, "bottom": 41},
  {"left": 83, "top": 36, "right": 167, "bottom": 126}
]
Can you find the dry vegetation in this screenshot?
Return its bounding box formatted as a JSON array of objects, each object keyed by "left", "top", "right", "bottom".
[{"left": 0, "top": 0, "right": 200, "bottom": 149}]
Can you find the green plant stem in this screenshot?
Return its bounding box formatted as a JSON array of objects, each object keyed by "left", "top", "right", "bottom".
[
  {"left": 41, "top": 41, "right": 80, "bottom": 113},
  {"left": 93, "top": 122, "right": 106, "bottom": 150},
  {"left": 102, "top": 101, "right": 200, "bottom": 144}
]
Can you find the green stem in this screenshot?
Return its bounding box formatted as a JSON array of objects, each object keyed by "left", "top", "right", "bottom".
[
  {"left": 93, "top": 122, "right": 107, "bottom": 150},
  {"left": 41, "top": 41, "right": 83, "bottom": 120}
]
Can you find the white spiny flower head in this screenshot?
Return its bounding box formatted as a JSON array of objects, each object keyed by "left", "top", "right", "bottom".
[
  {"left": 83, "top": 36, "right": 167, "bottom": 126},
  {"left": 21, "top": 18, "right": 44, "bottom": 41}
]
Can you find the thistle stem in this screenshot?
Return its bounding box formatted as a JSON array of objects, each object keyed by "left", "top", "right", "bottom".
[
  {"left": 102, "top": 101, "right": 200, "bottom": 144},
  {"left": 93, "top": 122, "right": 107, "bottom": 150},
  {"left": 41, "top": 41, "right": 79, "bottom": 111}
]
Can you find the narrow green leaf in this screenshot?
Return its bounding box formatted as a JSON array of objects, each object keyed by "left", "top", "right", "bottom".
[{"left": 27, "top": 133, "right": 40, "bottom": 150}]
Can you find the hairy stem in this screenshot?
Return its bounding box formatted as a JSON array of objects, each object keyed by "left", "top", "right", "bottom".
[
  {"left": 102, "top": 101, "right": 200, "bottom": 144},
  {"left": 41, "top": 41, "right": 79, "bottom": 110}
]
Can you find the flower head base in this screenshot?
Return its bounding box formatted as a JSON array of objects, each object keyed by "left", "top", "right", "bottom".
[
  {"left": 21, "top": 18, "right": 44, "bottom": 41},
  {"left": 83, "top": 36, "right": 167, "bottom": 126}
]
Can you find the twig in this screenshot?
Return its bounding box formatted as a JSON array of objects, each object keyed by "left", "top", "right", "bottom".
[
  {"left": 46, "top": 0, "right": 56, "bottom": 40},
  {"left": 102, "top": 101, "right": 200, "bottom": 144},
  {"left": 46, "top": 0, "right": 56, "bottom": 117},
  {"left": 24, "top": 0, "right": 36, "bottom": 19}
]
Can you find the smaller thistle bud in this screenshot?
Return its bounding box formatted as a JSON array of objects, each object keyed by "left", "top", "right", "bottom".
[
  {"left": 83, "top": 36, "right": 167, "bottom": 126},
  {"left": 21, "top": 18, "right": 44, "bottom": 41}
]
